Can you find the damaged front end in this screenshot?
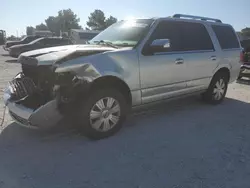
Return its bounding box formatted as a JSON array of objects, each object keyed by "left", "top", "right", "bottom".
[
  {"left": 3, "top": 73, "right": 63, "bottom": 129},
  {"left": 3, "top": 45, "right": 115, "bottom": 129},
  {"left": 4, "top": 57, "right": 92, "bottom": 129}
]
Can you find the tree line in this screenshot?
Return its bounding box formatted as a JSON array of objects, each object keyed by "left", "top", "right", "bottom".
[
  {"left": 22, "top": 8, "right": 250, "bottom": 39},
  {"left": 26, "top": 9, "right": 117, "bottom": 36}
]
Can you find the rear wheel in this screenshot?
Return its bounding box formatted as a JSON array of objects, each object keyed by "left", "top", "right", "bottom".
[
  {"left": 202, "top": 73, "right": 228, "bottom": 104},
  {"left": 78, "top": 89, "right": 127, "bottom": 140}
]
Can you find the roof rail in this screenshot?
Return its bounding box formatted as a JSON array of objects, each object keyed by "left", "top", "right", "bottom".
[{"left": 173, "top": 14, "right": 222, "bottom": 23}]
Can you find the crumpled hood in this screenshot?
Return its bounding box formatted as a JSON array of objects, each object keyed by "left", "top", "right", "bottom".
[
  {"left": 20, "top": 45, "right": 79, "bottom": 57},
  {"left": 20, "top": 44, "right": 116, "bottom": 66}
]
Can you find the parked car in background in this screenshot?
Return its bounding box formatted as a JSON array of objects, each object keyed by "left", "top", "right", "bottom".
[
  {"left": 8, "top": 37, "right": 72, "bottom": 58},
  {"left": 238, "top": 39, "right": 250, "bottom": 79},
  {"left": 4, "top": 14, "right": 241, "bottom": 139},
  {"left": 3, "top": 35, "right": 41, "bottom": 51},
  {"left": 0, "top": 30, "right": 6, "bottom": 45}
]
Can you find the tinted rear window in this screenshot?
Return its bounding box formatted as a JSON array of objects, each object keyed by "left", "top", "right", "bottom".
[
  {"left": 212, "top": 25, "right": 240, "bottom": 49},
  {"left": 179, "top": 22, "right": 214, "bottom": 51}
]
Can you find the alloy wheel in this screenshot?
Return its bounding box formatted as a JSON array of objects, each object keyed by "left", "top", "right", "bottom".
[
  {"left": 213, "top": 78, "right": 226, "bottom": 100},
  {"left": 89, "top": 97, "right": 121, "bottom": 132}
]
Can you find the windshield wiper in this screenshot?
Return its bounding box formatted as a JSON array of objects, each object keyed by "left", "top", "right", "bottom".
[{"left": 94, "top": 40, "right": 119, "bottom": 49}]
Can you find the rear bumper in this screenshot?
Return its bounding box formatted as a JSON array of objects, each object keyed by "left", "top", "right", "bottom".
[
  {"left": 4, "top": 85, "right": 63, "bottom": 129},
  {"left": 239, "top": 63, "right": 250, "bottom": 78}
]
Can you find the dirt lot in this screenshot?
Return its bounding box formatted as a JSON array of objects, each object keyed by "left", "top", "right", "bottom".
[{"left": 0, "top": 47, "right": 250, "bottom": 188}]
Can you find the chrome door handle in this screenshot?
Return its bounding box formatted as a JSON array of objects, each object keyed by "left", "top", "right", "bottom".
[
  {"left": 210, "top": 56, "right": 217, "bottom": 61},
  {"left": 175, "top": 58, "right": 184, "bottom": 64}
]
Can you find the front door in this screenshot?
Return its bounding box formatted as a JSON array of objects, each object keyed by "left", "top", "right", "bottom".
[{"left": 139, "top": 20, "right": 188, "bottom": 104}]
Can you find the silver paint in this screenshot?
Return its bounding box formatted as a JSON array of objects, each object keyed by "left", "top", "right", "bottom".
[{"left": 4, "top": 16, "right": 242, "bottom": 129}]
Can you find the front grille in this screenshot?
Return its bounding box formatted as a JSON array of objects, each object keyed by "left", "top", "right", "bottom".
[
  {"left": 9, "top": 111, "right": 29, "bottom": 126},
  {"left": 9, "top": 76, "right": 37, "bottom": 100}
]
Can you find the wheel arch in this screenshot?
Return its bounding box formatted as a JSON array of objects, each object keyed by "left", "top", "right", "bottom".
[
  {"left": 89, "top": 76, "right": 132, "bottom": 108},
  {"left": 213, "top": 67, "right": 230, "bottom": 81}
]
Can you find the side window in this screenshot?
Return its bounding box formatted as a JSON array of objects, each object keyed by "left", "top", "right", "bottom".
[
  {"left": 179, "top": 22, "right": 214, "bottom": 51},
  {"left": 212, "top": 25, "right": 240, "bottom": 49},
  {"left": 27, "top": 36, "right": 36, "bottom": 43},
  {"left": 143, "top": 21, "right": 214, "bottom": 54},
  {"left": 36, "top": 39, "right": 45, "bottom": 45},
  {"left": 143, "top": 21, "right": 182, "bottom": 54},
  {"left": 52, "top": 39, "right": 61, "bottom": 45},
  {"left": 39, "top": 38, "right": 56, "bottom": 46},
  {"left": 60, "top": 39, "right": 71, "bottom": 45},
  {"left": 44, "top": 38, "right": 60, "bottom": 46}
]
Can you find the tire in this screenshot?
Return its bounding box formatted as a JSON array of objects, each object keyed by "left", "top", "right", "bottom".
[
  {"left": 78, "top": 89, "right": 128, "bottom": 140},
  {"left": 202, "top": 72, "right": 229, "bottom": 105}
]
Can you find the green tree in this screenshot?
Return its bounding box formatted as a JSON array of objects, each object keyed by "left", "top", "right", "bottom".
[
  {"left": 35, "top": 23, "right": 48, "bottom": 30},
  {"left": 87, "top": 9, "right": 117, "bottom": 30},
  {"left": 7, "top": 35, "right": 18, "bottom": 41},
  {"left": 241, "top": 27, "right": 250, "bottom": 38},
  {"left": 26, "top": 26, "right": 34, "bottom": 35},
  {"left": 105, "top": 16, "right": 117, "bottom": 28},
  {"left": 45, "top": 16, "right": 58, "bottom": 34},
  {"left": 45, "top": 9, "right": 81, "bottom": 35}
]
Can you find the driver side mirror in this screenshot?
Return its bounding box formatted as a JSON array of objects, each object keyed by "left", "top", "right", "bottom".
[{"left": 150, "top": 39, "right": 171, "bottom": 52}]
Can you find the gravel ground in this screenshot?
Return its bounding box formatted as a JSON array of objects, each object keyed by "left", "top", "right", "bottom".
[{"left": 0, "top": 47, "right": 250, "bottom": 188}]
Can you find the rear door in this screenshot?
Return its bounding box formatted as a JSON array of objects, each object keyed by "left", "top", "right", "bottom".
[
  {"left": 178, "top": 21, "right": 218, "bottom": 90},
  {"left": 211, "top": 25, "right": 241, "bottom": 81}
]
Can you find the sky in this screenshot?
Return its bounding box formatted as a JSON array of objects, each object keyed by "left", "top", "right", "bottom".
[{"left": 1, "top": 0, "right": 250, "bottom": 36}]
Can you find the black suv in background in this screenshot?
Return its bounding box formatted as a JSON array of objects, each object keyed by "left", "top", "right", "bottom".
[
  {"left": 4, "top": 35, "right": 41, "bottom": 50},
  {"left": 9, "top": 37, "right": 72, "bottom": 58},
  {"left": 238, "top": 39, "right": 250, "bottom": 79}
]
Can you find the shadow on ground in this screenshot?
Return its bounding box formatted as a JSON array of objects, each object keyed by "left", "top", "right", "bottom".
[
  {"left": 5, "top": 59, "right": 18, "bottom": 63},
  {"left": 1, "top": 54, "right": 9, "bottom": 57},
  {"left": 1, "top": 97, "right": 250, "bottom": 188}
]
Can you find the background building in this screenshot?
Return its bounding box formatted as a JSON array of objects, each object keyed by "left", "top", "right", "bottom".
[
  {"left": 70, "top": 29, "right": 99, "bottom": 44},
  {"left": 32, "top": 30, "right": 53, "bottom": 37}
]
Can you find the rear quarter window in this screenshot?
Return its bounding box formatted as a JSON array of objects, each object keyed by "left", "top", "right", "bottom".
[{"left": 212, "top": 25, "right": 240, "bottom": 50}]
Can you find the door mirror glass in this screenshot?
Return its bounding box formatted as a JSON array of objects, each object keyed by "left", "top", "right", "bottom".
[{"left": 150, "top": 39, "right": 171, "bottom": 50}]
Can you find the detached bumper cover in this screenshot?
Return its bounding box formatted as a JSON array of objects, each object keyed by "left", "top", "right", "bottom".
[{"left": 4, "top": 86, "right": 62, "bottom": 129}]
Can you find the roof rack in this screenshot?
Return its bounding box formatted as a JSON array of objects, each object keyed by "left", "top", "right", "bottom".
[{"left": 173, "top": 14, "right": 222, "bottom": 23}]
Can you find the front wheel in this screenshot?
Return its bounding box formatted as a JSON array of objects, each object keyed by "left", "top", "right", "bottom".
[
  {"left": 78, "top": 89, "right": 128, "bottom": 140},
  {"left": 202, "top": 73, "right": 228, "bottom": 104}
]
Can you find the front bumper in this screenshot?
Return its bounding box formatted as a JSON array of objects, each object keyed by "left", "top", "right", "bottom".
[
  {"left": 9, "top": 49, "right": 19, "bottom": 58},
  {"left": 3, "top": 45, "right": 9, "bottom": 51},
  {"left": 4, "top": 85, "right": 63, "bottom": 129}
]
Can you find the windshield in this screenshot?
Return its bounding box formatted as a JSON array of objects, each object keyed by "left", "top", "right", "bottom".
[
  {"left": 29, "top": 37, "right": 43, "bottom": 44},
  {"left": 89, "top": 19, "right": 154, "bottom": 47},
  {"left": 21, "top": 36, "right": 29, "bottom": 42}
]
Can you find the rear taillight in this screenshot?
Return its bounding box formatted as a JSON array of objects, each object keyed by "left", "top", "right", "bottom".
[{"left": 240, "top": 51, "right": 245, "bottom": 63}]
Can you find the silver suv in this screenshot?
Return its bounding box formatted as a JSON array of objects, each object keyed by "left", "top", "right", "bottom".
[{"left": 4, "top": 14, "right": 241, "bottom": 139}]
